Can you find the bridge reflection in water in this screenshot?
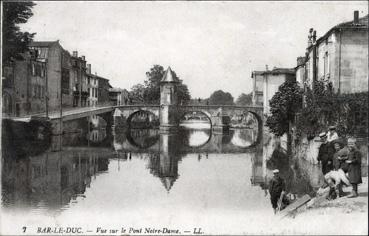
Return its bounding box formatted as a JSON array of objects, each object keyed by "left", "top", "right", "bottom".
[{"left": 1, "top": 115, "right": 320, "bottom": 229}]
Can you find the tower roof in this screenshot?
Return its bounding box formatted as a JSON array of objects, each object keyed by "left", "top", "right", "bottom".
[
  {"left": 161, "top": 67, "right": 180, "bottom": 83},
  {"left": 160, "top": 176, "right": 177, "bottom": 192}
]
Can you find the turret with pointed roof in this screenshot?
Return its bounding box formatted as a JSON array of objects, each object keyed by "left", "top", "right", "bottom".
[
  {"left": 160, "top": 66, "right": 180, "bottom": 83},
  {"left": 159, "top": 66, "right": 180, "bottom": 131}
]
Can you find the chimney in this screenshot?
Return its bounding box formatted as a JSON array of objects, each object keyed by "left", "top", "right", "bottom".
[
  {"left": 354, "top": 10, "right": 359, "bottom": 24},
  {"left": 73, "top": 51, "right": 78, "bottom": 57},
  {"left": 307, "top": 28, "right": 313, "bottom": 47},
  {"left": 87, "top": 64, "right": 91, "bottom": 74},
  {"left": 312, "top": 30, "right": 317, "bottom": 44},
  {"left": 81, "top": 55, "right": 86, "bottom": 61}
]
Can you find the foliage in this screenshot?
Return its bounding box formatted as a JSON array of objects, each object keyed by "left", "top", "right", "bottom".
[
  {"left": 264, "top": 75, "right": 367, "bottom": 140},
  {"left": 266, "top": 80, "right": 303, "bottom": 136},
  {"left": 129, "top": 84, "right": 146, "bottom": 104},
  {"left": 177, "top": 83, "right": 191, "bottom": 105},
  {"left": 189, "top": 98, "right": 209, "bottom": 105},
  {"left": 236, "top": 93, "right": 253, "bottom": 106},
  {"left": 129, "top": 65, "right": 191, "bottom": 105},
  {"left": 3, "top": 1, "right": 36, "bottom": 63},
  {"left": 208, "top": 90, "right": 234, "bottom": 105},
  {"left": 295, "top": 79, "right": 368, "bottom": 140}
]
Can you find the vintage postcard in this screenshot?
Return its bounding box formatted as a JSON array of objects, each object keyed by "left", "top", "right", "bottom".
[{"left": 1, "top": 1, "right": 368, "bottom": 235}]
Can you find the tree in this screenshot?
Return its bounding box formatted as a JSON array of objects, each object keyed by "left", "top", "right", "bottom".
[
  {"left": 143, "top": 65, "right": 164, "bottom": 104},
  {"left": 130, "top": 65, "right": 191, "bottom": 105},
  {"left": 177, "top": 83, "right": 191, "bottom": 105},
  {"left": 208, "top": 90, "right": 234, "bottom": 105},
  {"left": 3, "top": 1, "right": 36, "bottom": 63},
  {"left": 266, "top": 80, "right": 303, "bottom": 136},
  {"left": 236, "top": 93, "right": 253, "bottom": 106},
  {"left": 129, "top": 84, "right": 145, "bottom": 104}
]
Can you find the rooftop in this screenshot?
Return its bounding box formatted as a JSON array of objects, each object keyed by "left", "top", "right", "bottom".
[
  {"left": 109, "top": 87, "right": 128, "bottom": 93},
  {"left": 308, "top": 13, "right": 368, "bottom": 51},
  {"left": 251, "top": 71, "right": 265, "bottom": 77},
  {"left": 262, "top": 67, "right": 295, "bottom": 75},
  {"left": 161, "top": 66, "right": 180, "bottom": 83},
  {"left": 28, "top": 41, "right": 59, "bottom": 47}
]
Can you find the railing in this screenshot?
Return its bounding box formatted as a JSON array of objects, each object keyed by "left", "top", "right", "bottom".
[{"left": 179, "top": 105, "right": 263, "bottom": 109}]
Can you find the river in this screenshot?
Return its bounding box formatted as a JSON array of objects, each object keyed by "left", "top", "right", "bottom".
[{"left": 1, "top": 117, "right": 323, "bottom": 234}]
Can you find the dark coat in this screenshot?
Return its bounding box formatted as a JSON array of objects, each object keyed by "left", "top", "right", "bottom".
[
  {"left": 333, "top": 147, "right": 349, "bottom": 171},
  {"left": 269, "top": 176, "right": 285, "bottom": 197},
  {"left": 347, "top": 148, "right": 362, "bottom": 184},
  {"left": 317, "top": 142, "right": 335, "bottom": 174},
  {"left": 269, "top": 176, "right": 286, "bottom": 209}
]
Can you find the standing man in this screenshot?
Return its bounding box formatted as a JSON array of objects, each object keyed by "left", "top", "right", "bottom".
[
  {"left": 346, "top": 137, "right": 362, "bottom": 198},
  {"left": 269, "top": 169, "right": 288, "bottom": 214},
  {"left": 317, "top": 132, "right": 335, "bottom": 175}
]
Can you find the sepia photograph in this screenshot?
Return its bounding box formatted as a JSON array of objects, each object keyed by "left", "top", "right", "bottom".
[{"left": 1, "top": 1, "right": 368, "bottom": 235}]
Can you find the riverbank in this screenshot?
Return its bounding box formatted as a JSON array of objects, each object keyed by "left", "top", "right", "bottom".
[{"left": 281, "top": 177, "right": 368, "bottom": 234}]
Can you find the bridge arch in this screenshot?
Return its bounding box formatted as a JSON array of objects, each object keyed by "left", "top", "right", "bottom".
[
  {"left": 178, "top": 129, "right": 212, "bottom": 149},
  {"left": 126, "top": 109, "right": 159, "bottom": 129},
  {"left": 247, "top": 110, "right": 263, "bottom": 144},
  {"left": 126, "top": 128, "right": 160, "bottom": 149},
  {"left": 178, "top": 110, "right": 212, "bottom": 129}
]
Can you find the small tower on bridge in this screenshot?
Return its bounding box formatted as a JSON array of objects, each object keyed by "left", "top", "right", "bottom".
[{"left": 160, "top": 67, "right": 180, "bottom": 132}]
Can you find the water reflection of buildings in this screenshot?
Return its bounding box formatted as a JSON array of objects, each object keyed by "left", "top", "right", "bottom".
[
  {"left": 87, "top": 128, "right": 107, "bottom": 143},
  {"left": 146, "top": 134, "right": 181, "bottom": 192},
  {"left": 250, "top": 145, "right": 267, "bottom": 190},
  {"left": 231, "top": 129, "right": 258, "bottom": 148},
  {"left": 2, "top": 150, "right": 109, "bottom": 211},
  {"left": 112, "top": 126, "right": 261, "bottom": 192}
]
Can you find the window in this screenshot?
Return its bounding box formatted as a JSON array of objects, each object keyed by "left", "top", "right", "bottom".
[
  {"left": 35, "top": 64, "right": 42, "bottom": 76},
  {"left": 61, "top": 68, "right": 70, "bottom": 94},
  {"left": 33, "top": 85, "right": 37, "bottom": 98},
  {"left": 323, "top": 52, "right": 330, "bottom": 78},
  {"left": 41, "top": 65, "right": 45, "bottom": 77},
  {"left": 32, "top": 63, "right": 36, "bottom": 76},
  {"left": 74, "top": 71, "right": 78, "bottom": 83}
]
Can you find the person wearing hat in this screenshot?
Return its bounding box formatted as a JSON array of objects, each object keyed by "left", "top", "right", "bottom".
[
  {"left": 268, "top": 169, "right": 288, "bottom": 214},
  {"left": 317, "top": 132, "right": 335, "bottom": 175},
  {"left": 345, "top": 137, "right": 362, "bottom": 198},
  {"left": 327, "top": 126, "right": 339, "bottom": 143}
]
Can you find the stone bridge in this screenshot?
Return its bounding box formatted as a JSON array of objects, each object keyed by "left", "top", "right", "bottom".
[
  {"left": 115, "top": 66, "right": 263, "bottom": 135},
  {"left": 48, "top": 66, "right": 263, "bottom": 151},
  {"left": 115, "top": 104, "right": 263, "bottom": 141}
]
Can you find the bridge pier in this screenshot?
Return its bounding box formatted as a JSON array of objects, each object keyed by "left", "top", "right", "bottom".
[
  {"left": 159, "top": 105, "right": 179, "bottom": 133},
  {"left": 210, "top": 112, "right": 230, "bottom": 133},
  {"left": 50, "top": 118, "right": 63, "bottom": 152}
]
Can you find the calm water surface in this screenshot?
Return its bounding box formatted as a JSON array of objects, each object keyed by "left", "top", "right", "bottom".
[{"left": 1, "top": 118, "right": 320, "bottom": 234}]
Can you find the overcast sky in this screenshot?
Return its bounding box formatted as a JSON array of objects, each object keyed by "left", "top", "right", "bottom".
[{"left": 22, "top": 1, "right": 367, "bottom": 99}]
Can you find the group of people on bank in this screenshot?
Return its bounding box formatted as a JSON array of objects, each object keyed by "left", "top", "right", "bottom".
[
  {"left": 317, "top": 126, "right": 362, "bottom": 199},
  {"left": 267, "top": 125, "right": 364, "bottom": 214}
]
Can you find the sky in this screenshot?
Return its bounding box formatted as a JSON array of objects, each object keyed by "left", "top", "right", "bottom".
[{"left": 21, "top": 1, "right": 368, "bottom": 99}]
